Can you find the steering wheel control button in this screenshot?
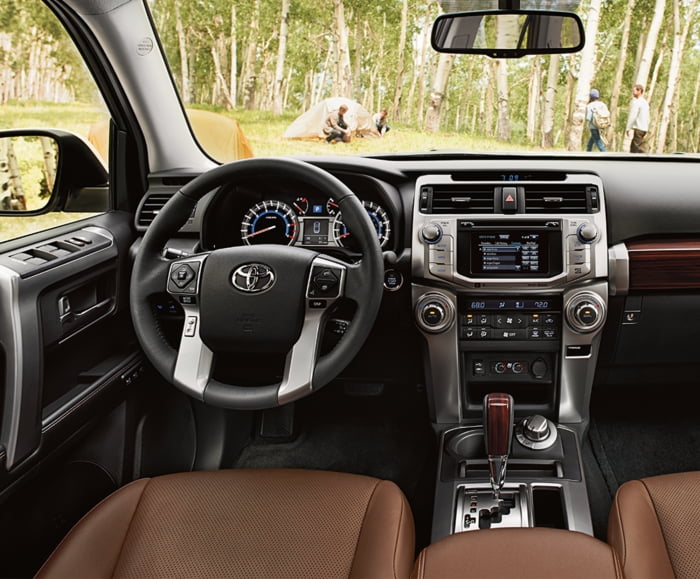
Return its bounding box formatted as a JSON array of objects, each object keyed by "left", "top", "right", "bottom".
[
  {"left": 171, "top": 264, "right": 195, "bottom": 288},
  {"left": 309, "top": 299, "right": 327, "bottom": 309},
  {"left": 231, "top": 263, "right": 275, "bottom": 293},
  {"left": 179, "top": 295, "right": 197, "bottom": 305},
  {"left": 184, "top": 316, "right": 197, "bottom": 337},
  {"left": 168, "top": 261, "right": 201, "bottom": 294},
  {"left": 309, "top": 266, "right": 342, "bottom": 298}
]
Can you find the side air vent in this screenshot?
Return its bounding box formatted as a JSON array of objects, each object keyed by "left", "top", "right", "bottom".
[
  {"left": 136, "top": 193, "right": 174, "bottom": 227},
  {"left": 421, "top": 185, "right": 495, "bottom": 214},
  {"left": 524, "top": 185, "right": 596, "bottom": 213}
]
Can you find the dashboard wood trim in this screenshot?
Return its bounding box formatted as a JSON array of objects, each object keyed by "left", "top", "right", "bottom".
[{"left": 627, "top": 238, "right": 700, "bottom": 290}]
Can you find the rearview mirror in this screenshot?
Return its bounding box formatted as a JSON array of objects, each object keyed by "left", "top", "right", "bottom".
[{"left": 432, "top": 10, "right": 585, "bottom": 58}]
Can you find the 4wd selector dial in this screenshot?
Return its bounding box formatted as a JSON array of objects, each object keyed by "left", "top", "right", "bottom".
[
  {"left": 565, "top": 292, "right": 606, "bottom": 333},
  {"left": 415, "top": 293, "right": 454, "bottom": 333}
]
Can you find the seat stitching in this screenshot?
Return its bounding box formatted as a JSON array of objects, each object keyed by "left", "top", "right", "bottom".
[
  {"left": 111, "top": 478, "right": 153, "bottom": 578},
  {"left": 391, "top": 490, "right": 408, "bottom": 579},
  {"left": 349, "top": 479, "right": 382, "bottom": 579},
  {"left": 612, "top": 489, "right": 628, "bottom": 567},
  {"left": 640, "top": 479, "right": 676, "bottom": 577}
]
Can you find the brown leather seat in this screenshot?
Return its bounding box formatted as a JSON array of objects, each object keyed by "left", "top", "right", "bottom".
[
  {"left": 36, "top": 469, "right": 415, "bottom": 579},
  {"left": 411, "top": 528, "right": 622, "bottom": 579},
  {"left": 608, "top": 471, "right": 700, "bottom": 579}
]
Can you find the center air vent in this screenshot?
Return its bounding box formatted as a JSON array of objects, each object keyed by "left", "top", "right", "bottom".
[
  {"left": 524, "top": 185, "right": 597, "bottom": 214},
  {"left": 136, "top": 193, "right": 174, "bottom": 227},
  {"left": 420, "top": 185, "right": 495, "bottom": 214}
]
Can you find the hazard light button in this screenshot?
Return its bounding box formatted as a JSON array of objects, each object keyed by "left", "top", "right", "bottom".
[{"left": 502, "top": 187, "right": 518, "bottom": 212}]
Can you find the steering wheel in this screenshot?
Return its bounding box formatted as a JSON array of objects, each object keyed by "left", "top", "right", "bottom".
[{"left": 130, "top": 158, "right": 384, "bottom": 410}]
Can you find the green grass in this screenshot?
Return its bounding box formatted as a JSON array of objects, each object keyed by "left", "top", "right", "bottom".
[
  {"left": 217, "top": 107, "right": 539, "bottom": 158},
  {"left": 0, "top": 102, "right": 549, "bottom": 243}
]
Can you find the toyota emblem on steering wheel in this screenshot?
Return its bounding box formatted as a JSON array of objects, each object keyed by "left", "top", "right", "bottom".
[{"left": 231, "top": 263, "right": 276, "bottom": 293}]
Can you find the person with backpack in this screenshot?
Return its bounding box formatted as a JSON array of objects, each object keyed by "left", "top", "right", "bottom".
[{"left": 586, "top": 88, "right": 609, "bottom": 152}]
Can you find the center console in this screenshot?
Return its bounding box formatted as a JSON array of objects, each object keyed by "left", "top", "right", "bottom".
[{"left": 410, "top": 172, "right": 608, "bottom": 540}]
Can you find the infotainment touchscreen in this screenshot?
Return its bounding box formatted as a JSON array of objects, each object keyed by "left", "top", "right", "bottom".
[
  {"left": 456, "top": 221, "right": 563, "bottom": 278},
  {"left": 471, "top": 231, "right": 547, "bottom": 274}
]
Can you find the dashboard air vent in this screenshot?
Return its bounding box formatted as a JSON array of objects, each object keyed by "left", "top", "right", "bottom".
[
  {"left": 524, "top": 185, "right": 594, "bottom": 213},
  {"left": 422, "top": 185, "right": 495, "bottom": 214},
  {"left": 136, "top": 193, "right": 174, "bottom": 227}
]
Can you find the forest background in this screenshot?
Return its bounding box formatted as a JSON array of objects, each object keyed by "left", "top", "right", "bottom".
[{"left": 1, "top": 0, "right": 700, "bottom": 157}]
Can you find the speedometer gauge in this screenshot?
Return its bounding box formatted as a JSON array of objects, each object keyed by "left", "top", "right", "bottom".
[
  {"left": 333, "top": 201, "right": 391, "bottom": 248},
  {"left": 240, "top": 200, "right": 299, "bottom": 245}
]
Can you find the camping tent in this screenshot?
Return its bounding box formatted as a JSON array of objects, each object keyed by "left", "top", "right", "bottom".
[
  {"left": 87, "top": 109, "right": 254, "bottom": 163},
  {"left": 283, "top": 98, "right": 380, "bottom": 139}
]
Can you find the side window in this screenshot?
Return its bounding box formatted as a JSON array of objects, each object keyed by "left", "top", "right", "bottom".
[{"left": 0, "top": 0, "right": 110, "bottom": 243}]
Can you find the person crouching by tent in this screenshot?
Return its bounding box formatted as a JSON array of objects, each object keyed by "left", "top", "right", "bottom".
[
  {"left": 324, "top": 104, "right": 352, "bottom": 143},
  {"left": 373, "top": 108, "right": 390, "bottom": 136}
]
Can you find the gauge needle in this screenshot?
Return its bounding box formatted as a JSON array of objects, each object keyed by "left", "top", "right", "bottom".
[
  {"left": 243, "top": 225, "right": 277, "bottom": 239},
  {"left": 337, "top": 232, "right": 351, "bottom": 239}
]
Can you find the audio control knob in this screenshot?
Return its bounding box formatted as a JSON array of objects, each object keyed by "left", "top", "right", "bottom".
[
  {"left": 415, "top": 293, "right": 455, "bottom": 333},
  {"left": 576, "top": 222, "right": 598, "bottom": 244},
  {"left": 421, "top": 223, "right": 443, "bottom": 244},
  {"left": 566, "top": 292, "right": 606, "bottom": 333}
]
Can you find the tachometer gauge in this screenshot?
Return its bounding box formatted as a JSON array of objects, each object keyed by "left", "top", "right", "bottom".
[
  {"left": 241, "top": 200, "right": 299, "bottom": 245},
  {"left": 332, "top": 201, "right": 391, "bottom": 248}
]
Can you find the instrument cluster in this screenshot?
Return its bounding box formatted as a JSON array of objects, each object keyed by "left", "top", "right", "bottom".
[{"left": 239, "top": 194, "right": 391, "bottom": 250}]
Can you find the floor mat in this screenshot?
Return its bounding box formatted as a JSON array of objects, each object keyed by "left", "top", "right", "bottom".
[
  {"left": 589, "top": 383, "right": 700, "bottom": 494},
  {"left": 234, "top": 380, "right": 437, "bottom": 550}
]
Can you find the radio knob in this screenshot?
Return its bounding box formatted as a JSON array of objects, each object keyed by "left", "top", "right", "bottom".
[
  {"left": 576, "top": 223, "right": 598, "bottom": 244},
  {"left": 421, "top": 223, "right": 443, "bottom": 244}
]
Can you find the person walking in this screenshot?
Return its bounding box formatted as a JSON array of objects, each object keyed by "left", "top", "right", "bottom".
[
  {"left": 626, "top": 84, "right": 650, "bottom": 153},
  {"left": 585, "top": 89, "right": 608, "bottom": 152}
]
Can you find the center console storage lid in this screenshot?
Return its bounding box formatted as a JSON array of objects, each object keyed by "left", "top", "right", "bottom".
[{"left": 412, "top": 528, "right": 621, "bottom": 579}]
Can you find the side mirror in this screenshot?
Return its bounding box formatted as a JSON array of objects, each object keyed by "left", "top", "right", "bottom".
[
  {"left": 432, "top": 10, "right": 585, "bottom": 58},
  {"left": 0, "top": 129, "right": 108, "bottom": 215}
]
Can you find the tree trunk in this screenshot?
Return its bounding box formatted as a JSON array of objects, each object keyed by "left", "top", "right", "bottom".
[
  {"left": 230, "top": 5, "right": 237, "bottom": 108},
  {"left": 494, "top": 16, "right": 518, "bottom": 141},
  {"left": 608, "top": 0, "right": 635, "bottom": 150},
  {"left": 526, "top": 57, "right": 541, "bottom": 143},
  {"left": 272, "top": 0, "right": 290, "bottom": 115},
  {"left": 391, "top": 0, "right": 409, "bottom": 118},
  {"left": 541, "top": 54, "right": 560, "bottom": 148},
  {"left": 333, "top": 0, "right": 352, "bottom": 98},
  {"left": 654, "top": 0, "right": 696, "bottom": 153},
  {"left": 239, "top": 0, "right": 260, "bottom": 109},
  {"left": 567, "top": 0, "right": 602, "bottom": 151},
  {"left": 40, "top": 136, "right": 57, "bottom": 193},
  {"left": 424, "top": 53, "right": 455, "bottom": 132},
  {"left": 5, "top": 140, "right": 27, "bottom": 210},
  {"left": 174, "top": 2, "right": 190, "bottom": 103},
  {"left": 636, "top": 0, "right": 667, "bottom": 86}
]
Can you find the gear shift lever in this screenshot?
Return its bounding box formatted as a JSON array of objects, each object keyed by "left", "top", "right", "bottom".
[{"left": 483, "top": 392, "right": 514, "bottom": 499}]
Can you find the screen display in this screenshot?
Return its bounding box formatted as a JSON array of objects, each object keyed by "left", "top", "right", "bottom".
[
  {"left": 302, "top": 218, "right": 330, "bottom": 245},
  {"left": 471, "top": 231, "right": 547, "bottom": 274}
]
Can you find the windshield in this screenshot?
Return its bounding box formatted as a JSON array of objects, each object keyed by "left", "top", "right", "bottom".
[{"left": 147, "top": 0, "right": 700, "bottom": 160}]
